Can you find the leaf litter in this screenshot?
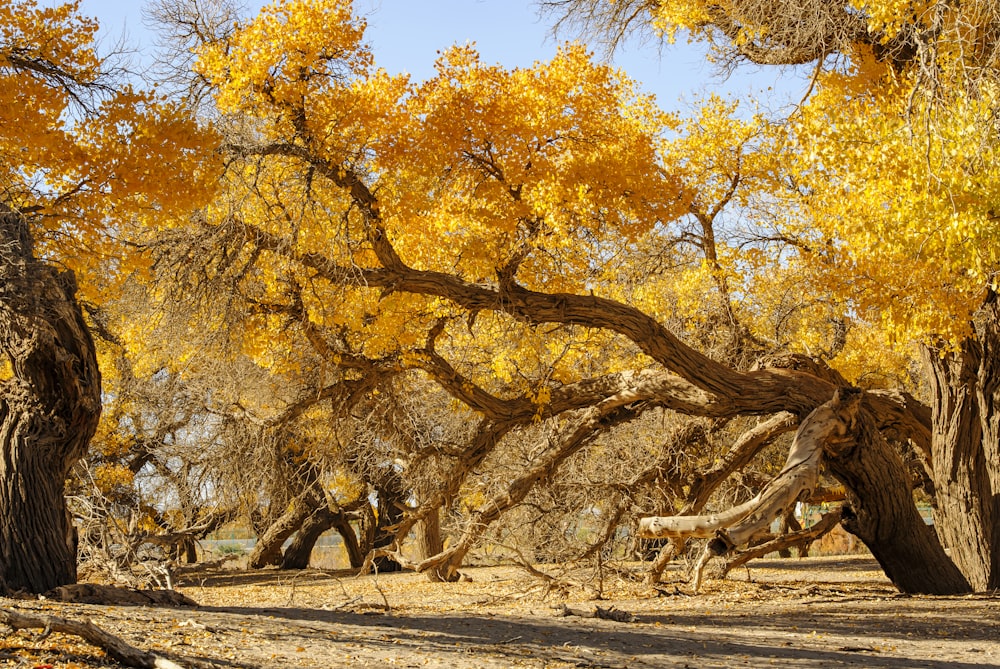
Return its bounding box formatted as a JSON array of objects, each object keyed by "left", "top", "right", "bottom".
[{"left": 0, "top": 555, "right": 996, "bottom": 668}]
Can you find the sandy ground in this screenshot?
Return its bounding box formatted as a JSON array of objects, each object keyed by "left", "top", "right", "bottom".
[{"left": 1, "top": 555, "right": 997, "bottom": 668}]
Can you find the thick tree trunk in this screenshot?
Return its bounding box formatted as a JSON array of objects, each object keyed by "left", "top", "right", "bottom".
[
  {"left": 415, "top": 506, "right": 444, "bottom": 559},
  {"left": 247, "top": 496, "right": 312, "bottom": 568},
  {"left": 640, "top": 389, "right": 970, "bottom": 595},
  {"left": 822, "top": 409, "right": 971, "bottom": 594},
  {"left": 922, "top": 292, "right": 1000, "bottom": 591},
  {"left": 370, "top": 477, "right": 406, "bottom": 573},
  {"left": 0, "top": 208, "right": 102, "bottom": 593},
  {"left": 280, "top": 506, "right": 337, "bottom": 570}
]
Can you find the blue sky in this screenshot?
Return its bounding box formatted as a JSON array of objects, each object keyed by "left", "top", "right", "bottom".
[{"left": 76, "top": 0, "right": 806, "bottom": 114}]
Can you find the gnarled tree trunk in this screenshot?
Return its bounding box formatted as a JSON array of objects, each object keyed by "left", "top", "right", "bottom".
[
  {"left": 369, "top": 474, "right": 406, "bottom": 573},
  {"left": 823, "top": 410, "right": 970, "bottom": 594},
  {"left": 0, "top": 207, "right": 102, "bottom": 593},
  {"left": 247, "top": 495, "right": 312, "bottom": 568},
  {"left": 280, "top": 506, "right": 337, "bottom": 570},
  {"left": 923, "top": 291, "right": 1000, "bottom": 591},
  {"left": 333, "top": 512, "right": 365, "bottom": 568},
  {"left": 640, "top": 388, "right": 970, "bottom": 595}
]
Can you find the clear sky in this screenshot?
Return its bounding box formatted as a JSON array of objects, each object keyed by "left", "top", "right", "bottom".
[{"left": 75, "top": 0, "right": 807, "bottom": 114}]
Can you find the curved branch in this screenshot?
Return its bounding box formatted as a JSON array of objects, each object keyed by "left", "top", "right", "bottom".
[{"left": 639, "top": 388, "right": 863, "bottom": 591}]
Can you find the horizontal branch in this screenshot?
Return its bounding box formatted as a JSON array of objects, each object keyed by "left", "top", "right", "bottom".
[{"left": 722, "top": 506, "right": 844, "bottom": 574}]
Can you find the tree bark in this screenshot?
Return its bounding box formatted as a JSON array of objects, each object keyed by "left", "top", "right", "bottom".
[
  {"left": 247, "top": 495, "right": 312, "bottom": 568},
  {"left": 280, "top": 506, "right": 337, "bottom": 570},
  {"left": 0, "top": 207, "right": 102, "bottom": 593},
  {"left": 639, "top": 389, "right": 971, "bottom": 595},
  {"left": 332, "top": 512, "right": 365, "bottom": 569},
  {"left": 370, "top": 474, "right": 406, "bottom": 573},
  {"left": 415, "top": 506, "right": 444, "bottom": 559},
  {"left": 922, "top": 292, "right": 1000, "bottom": 591},
  {"left": 823, "top": 409, "right": 971, "bottom": 595}
]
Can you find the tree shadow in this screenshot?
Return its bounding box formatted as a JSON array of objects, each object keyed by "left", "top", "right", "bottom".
[{"left": 187, "top": 601, "right": 997, "bottom": 669}]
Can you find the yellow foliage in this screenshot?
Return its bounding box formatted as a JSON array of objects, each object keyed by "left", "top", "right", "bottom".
[
  {"left": 1, "top": 0, "right": 219, "bottom": 304},
  {"left": 91, "top": 463, "right": 134, "bottom": 493}
]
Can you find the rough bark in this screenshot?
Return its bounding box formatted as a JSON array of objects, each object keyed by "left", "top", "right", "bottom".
[
  {"left": 823, "top": 408, "right": 971, "bottom": 594},
  {"left": 415, "top": 507, "right": 445, "bottom": 571},
  {"left": 247, "top": 495, "right": 312, "bottom": 568},
  {"left": 280, "top": 506, "right": 338, "bottom": 570},
  {"left": 332, "top": 512, "right": 365, "bottom": 568},
  {"left": 369, "top": 472, "right": 407, "bottom": 573},
  {"left": 0, "top": 207, "right": 102, "bottom": 593},
  {"left": 922, "top": 292, "right": 1000, "bottom": 591}
]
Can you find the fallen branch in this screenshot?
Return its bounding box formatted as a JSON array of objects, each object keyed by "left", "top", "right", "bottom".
[
  {"left": 44, "top": 583, "right": 198, "bottom": 607},
  {"left": 557, "top": 604, "right": 636, "bottom": 623},
  {"left": 171, "top": 554, "right": 241, "bottom": 576},
  {"left": 0, "top": 607, "right": 184, "bottom": 669}
]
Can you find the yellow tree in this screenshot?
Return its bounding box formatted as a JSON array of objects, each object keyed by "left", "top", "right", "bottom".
[
  {"left": 547, "top": 0, "right": 1000, "bottom": 591},
  {"left": 0, "top": 0, "right": 212, "bottom": 593},
  {"left": 180, "top": 0, "right": 973, "bottom": 591}
]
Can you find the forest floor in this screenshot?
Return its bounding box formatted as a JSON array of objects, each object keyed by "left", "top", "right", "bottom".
[{"left": 1, "top": 555, "right": 997, "bottom": 668}]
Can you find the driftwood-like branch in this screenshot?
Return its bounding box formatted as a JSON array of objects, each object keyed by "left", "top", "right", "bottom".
[
  {"left": 0, "top": 607, "right": 184, "bottom": 669},
  {"left": 722, "top": 505, "right": 844, "bottom": 575},
  {"left": 638, "top": 388, "right": 862, "bottom": 591}
]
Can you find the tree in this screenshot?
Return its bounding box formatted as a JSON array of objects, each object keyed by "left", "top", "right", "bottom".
[
  {"left": 547, "top": 0, "right": 1000, "bottom": 592},
  {"left": 0, "top": 206, "right": 101, "bottom": 593},
  {"left": 0, "top": 0, "right": 213, "bottom": 593},
  {"left": 166, "top": 0, "right": 983, "bottom": 593}
]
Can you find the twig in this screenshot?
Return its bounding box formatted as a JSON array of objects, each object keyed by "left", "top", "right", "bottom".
[{"left": 370, "top": 564, "right": 391, "bottom": 612}]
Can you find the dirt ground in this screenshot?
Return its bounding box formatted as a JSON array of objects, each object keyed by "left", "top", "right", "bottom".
[{"left": 1, "top": 555, "right": 998, "bottom": 668}]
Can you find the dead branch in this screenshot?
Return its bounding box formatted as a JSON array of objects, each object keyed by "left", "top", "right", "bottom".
[
  {"left": 44, "top": 583, "right": 198, "bottom": 607},
  {"left": 0, "top": 607, "right": 185, "bottom": 669},
  {"left": 557, "top": 604, "right": 636, "bottom": 623},
  {"left": 638, "top": 388, "right": 863, "bottom": 591},
  {"left": 722, "top": 506, "right": 844, "bottom": 575}
]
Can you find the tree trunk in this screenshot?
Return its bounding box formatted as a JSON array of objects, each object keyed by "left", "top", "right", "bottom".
[
  {"left": 0, "top": 207, "right": 102, "bottom": 594},
  {"left": 823, "top": 410, "right": 971, "bottom": 595},
  {"left": 415, "top": 505, "right": 443, "bottom": 560},
  {"left": 639, "top": 389, "right": 971, "bottom": 595},
  {"left": 332, "top": 513, "right": 365, "bottom": 569},
  {"left": 922, "top": 292, "right": 1000, "bottom": 591},
  {"left": 370, "top": 476, "right": 406, "bottom": 573},
  {"left": 247, "top": 496, "right": 312, "bottom": 568},
  {"left": 280, "top": 506, "right": 337, "bottom": 570}
]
